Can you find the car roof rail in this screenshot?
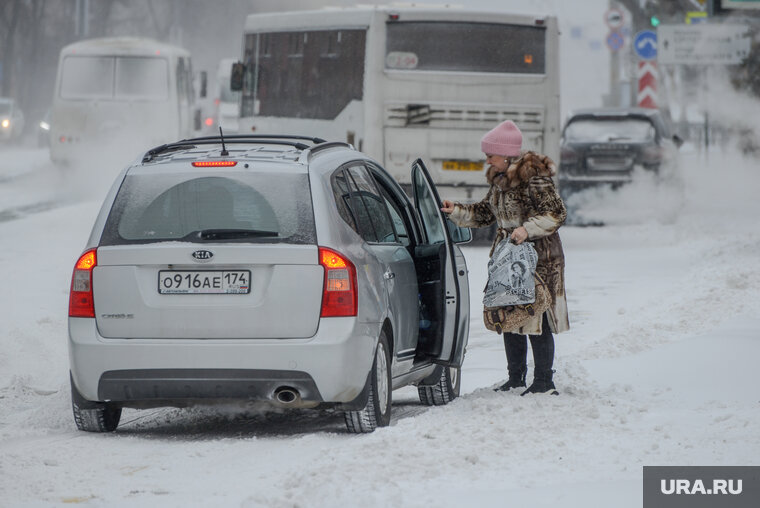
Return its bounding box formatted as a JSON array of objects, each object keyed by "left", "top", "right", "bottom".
[
  {"left": 141, "top": 135, "right": 329, "bottom": 163},
  {"left": 301, "top": 141, "right": 355, "bottom": 163}
]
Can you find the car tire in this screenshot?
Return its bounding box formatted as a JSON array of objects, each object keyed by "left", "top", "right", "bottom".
[
  {"left": 418, "top": 365, "right": 461, "bottom": 406},
  {"left": 344, "top": 332, "right": 392, "bottom": 433},
  {"left": 70, "top": 378, "right": 121, "bottom": 432}
]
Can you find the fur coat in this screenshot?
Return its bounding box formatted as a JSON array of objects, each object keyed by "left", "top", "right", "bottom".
[{"left": 448, "top": 151, "right": 570, "bottom": 335}]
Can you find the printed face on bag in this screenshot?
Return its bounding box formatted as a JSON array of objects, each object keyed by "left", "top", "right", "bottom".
[{"left": 510, "top": 261, "right": 526, "bottom": 288}]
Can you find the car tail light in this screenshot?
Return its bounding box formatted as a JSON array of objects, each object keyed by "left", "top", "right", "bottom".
[
  {"left": 319, "top": 247, "right": 357, "bottom": 317},
  {"left": 69, "top": 249, "right": 97, "bottom": 318},
  {"left": 641, "top": 145, "right": 663, "bottom": 162},
  {"left": 560, "top": 145, "right": 578, "bottom": 164},
  {"left": 191, "top": 161, "right": 237, "bottom": 167}
]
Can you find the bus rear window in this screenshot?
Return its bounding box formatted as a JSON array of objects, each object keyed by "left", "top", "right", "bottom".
[
  {"left": 60, "top": 56, "right": 114, "bottom": 99},
  {"left": 60, "top": 56, "right": 169, "bottom": 100},
  {"left": 241, "top": 29, "right": 366, "bottom": 119},
  {"left": 386, "top": 22, "right": 545, "bottom": 74},
  {"left": 115, "top": 57, "right": 169, "bottom": 99},
  {"left": 100, "top": 173, "right": 316, "bottom": 245}
]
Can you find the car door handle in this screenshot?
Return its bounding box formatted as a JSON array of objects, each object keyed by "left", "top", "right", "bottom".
[{"left": 383, "top": 270, "right": 395, "bottom": 280}]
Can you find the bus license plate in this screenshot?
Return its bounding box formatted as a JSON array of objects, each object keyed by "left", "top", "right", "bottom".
[
  {"left": 158, "top": 270, "right": 251, "bottom": 294},
  {"left": 442, "top": 160, "right": 483, "bottom": 171}
]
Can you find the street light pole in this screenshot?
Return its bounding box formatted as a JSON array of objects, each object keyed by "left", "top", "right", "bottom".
[{"left": 75, "top": 0, "right": 90, "bottom": 38}]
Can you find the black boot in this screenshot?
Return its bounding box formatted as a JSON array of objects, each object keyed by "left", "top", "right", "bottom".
[
  {"left": 495, "top": 370, "right": 526, "bottom": 392},
  {"left": 495, "top": 333, "right": 527, "bottom": 392},
  {"left": 521, "top": 369, "right": 559, "bottom": 396},
  {"left": 521, "top": 315, "right": 558, "bottom": 396}
]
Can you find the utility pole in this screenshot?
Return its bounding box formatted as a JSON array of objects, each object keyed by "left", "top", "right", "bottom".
[{"left": 75, "top": 0, "right": 90, "bottom": 38}]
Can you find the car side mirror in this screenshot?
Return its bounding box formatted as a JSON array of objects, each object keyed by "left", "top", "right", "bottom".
[
  {"left": 230, "top": 62, "right": 245, "bottom": 91},
  {"left": 672, "top": 134, "right": 684, "bottom": 148},
  {"left": 199, "top": 71, "right": 208, "bottom": 98},
  {"left": 446, "top": 218, "right": 472, "bottom": 244}
]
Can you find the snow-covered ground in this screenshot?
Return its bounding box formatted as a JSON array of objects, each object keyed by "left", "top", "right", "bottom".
[{"left": 0, "top": 142, "right": 758, "bottom": 507}]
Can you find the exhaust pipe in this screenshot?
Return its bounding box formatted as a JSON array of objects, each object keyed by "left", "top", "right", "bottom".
[{"left": 274, "top": 387, "right": 300, "bottom": 405}]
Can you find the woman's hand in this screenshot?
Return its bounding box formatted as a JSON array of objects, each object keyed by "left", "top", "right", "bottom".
[
  {"left": 510, "top": 226, "right": 528, "bottom": 244},
  {"left": 440, "top": 200, "right": 456, "bottom": 214}
]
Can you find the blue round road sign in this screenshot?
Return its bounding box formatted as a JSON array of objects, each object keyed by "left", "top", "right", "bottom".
[
  {"left": 634, "top": 30, "right": 657, "bottom": 60},
  {"left": 606, "top": 30, "right": 624, "bottom": 52}
]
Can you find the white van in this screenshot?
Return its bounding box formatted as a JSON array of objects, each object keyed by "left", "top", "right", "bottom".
[{"left": 50, "top": 37, "right": 204, "bottom": 163}]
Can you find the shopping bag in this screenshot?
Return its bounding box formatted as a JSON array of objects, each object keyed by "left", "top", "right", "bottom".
[{"left": 483, "top": 238, "right": 539, "bottom": 308}]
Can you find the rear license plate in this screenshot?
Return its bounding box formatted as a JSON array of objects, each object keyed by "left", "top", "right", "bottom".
[
  {"left": 442, "top": 160, "right": 483, "bottom": 171},
  {"left": 586, "top": 157, "right": 633, "bottom": 171},
  {"left": 158, "top": 270, "right": 251, "bottom": 294}
]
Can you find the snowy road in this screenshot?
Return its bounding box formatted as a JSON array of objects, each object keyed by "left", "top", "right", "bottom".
[{"left": 0, "top": 146, "right": 758, "bottom": 507}]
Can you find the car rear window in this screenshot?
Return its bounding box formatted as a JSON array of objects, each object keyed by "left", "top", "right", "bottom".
[
  {"left": 100, "top": 173, "right": 316, "bottom": 245},
  {"left": 564, "top": 118, "right": 655, "bottom": 143}
]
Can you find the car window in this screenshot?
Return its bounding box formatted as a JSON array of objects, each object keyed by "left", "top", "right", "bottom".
[
  {"left": 346, "top": 166, "right": 398, "bottom": 244},
  {"left": 378, "top": 187, "right": 410, "bottom": 247},
  {"left": 412, "top": 166, "right": 446, "bottom": 244},
  {"left": 564, "top": 118, "right": 655, "bottom": 143},
  {"left": 332, "top": 170, "right": 359, "bottom": 233},
  {"left": 101, "top": 174, "right": 316, "bottom": 245}
]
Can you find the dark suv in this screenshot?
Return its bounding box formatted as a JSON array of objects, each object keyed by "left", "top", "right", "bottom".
[{"left": 558, "top": 107, "right": 682, "bottom": 197}]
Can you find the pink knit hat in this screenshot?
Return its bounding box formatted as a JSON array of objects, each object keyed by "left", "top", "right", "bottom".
[{"left": 480, "top": 120, "right": 522, "bottom": 157}]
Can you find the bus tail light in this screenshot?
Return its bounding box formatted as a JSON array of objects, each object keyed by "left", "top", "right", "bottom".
[
  {"left": 319, "top": 247, "right": 357, "bottom": 317},
  {"left": 69, "top": 249, "right": 97, "bottom": 318}
]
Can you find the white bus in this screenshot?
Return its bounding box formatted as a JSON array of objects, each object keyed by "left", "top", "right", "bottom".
[
  {"left": 50, "top": 37, "right": 204, "bottom": 164},
  {"left": 233, "top": 5, "right": 560, "bottom": 202}
]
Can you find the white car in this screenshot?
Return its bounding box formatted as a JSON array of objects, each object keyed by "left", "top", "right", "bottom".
[
  {"left": 0, "top": 97, "right": 25, "bottom": 141},
  {"left": 68, "top": 134, "right": 471, "bottom": 433}
]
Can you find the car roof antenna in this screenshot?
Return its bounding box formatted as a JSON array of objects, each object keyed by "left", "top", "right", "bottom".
[{"left": 219, "top": 127, "right": 229, "bottom": 156}]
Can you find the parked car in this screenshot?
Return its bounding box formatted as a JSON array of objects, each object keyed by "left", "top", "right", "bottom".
[
  {"left": 0, "top": 97, "right": 25, "bottom": 141},
  {"left": 558, "top": 107, "right": 682, "bottom": 197},
  {"left": 68, "top": 134, "right": 471, "bottom": 434}
]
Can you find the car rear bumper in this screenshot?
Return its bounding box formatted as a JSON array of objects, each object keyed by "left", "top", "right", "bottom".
[{"left": 68, "top": 317, "right": 377, "bottom": 407}]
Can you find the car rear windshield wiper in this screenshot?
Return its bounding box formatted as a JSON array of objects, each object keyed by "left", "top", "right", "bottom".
[{"left": 188, "top": 229, "right": 280, "bottom": 241}]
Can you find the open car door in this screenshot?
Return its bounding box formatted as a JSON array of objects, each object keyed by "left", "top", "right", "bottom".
[{"left": 411, "top": 158, "right": 467, "bottom": 367}]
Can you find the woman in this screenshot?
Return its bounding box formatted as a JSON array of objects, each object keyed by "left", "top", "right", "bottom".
[{"left": 441, "top": 120, "right": 569, "bottom": 395}]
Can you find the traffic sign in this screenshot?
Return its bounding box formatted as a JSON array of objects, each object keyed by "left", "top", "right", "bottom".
[
  {"left": 637, "top": 61, "right": 658, "bottom": 109},
  {"left": 723, "top": 0, "right": 760, "bottom": 9},
  {"left": 605, "top": 8, "right": 624, "bottom": 29},
  {"left": 606, "top": 30, "right": 625, "bottom": 52},
  {"left": 658, "top": 24, "right": 751, "bottom": 65},
  {"left": 634, "top": 30, "right": 658, "bottom": 60}
]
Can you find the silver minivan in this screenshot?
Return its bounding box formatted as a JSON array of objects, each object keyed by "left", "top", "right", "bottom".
[{"left": 68, "top": 135, "right": 470, "bottom": 433}]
